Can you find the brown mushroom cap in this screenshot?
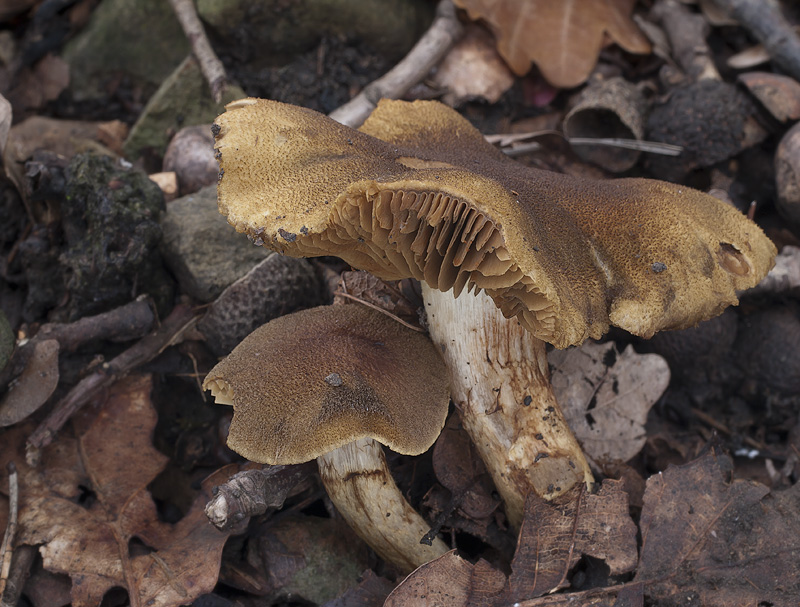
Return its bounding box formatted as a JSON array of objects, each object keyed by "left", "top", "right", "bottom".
[
  {"left": 214, "top": 98, "right": 776, "bottom": 348},
  {"left": 202, "top": 305, "right": 450, "bottom": 465}
]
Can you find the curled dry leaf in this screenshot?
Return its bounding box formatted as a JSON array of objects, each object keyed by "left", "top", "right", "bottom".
[
  {"left": 452, "top": 0, "right": 650, "bottom": 87},
  {"left": 0, "top": 339, "right": 59, "bottom": 427},
  {"left": 0, "top": 375, "right": 231, "bottom": 607},
  {"left": 388, "top": 480, "right": 636, "bottom": 606},
  {"left": 636, "top": 450, "right": 800, "bottom": 604},
  {"left": 550, "top": 341, "right": 670, "bottom": 463}
]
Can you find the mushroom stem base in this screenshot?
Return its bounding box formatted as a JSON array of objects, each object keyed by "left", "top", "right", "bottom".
[
  {"left": 317, "top": 437, "right": 448, "bottom": 572},
  {"left": 422, "top": 285, "right": 594, "bottom": 527}
]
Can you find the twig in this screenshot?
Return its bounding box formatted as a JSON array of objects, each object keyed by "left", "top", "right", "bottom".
[
  {"left": 710, "top": 0, "right": 800, "bottom": 83},
  {"left": 328, "top": 0, "right": 463, "bottom": 128},
  {"left": 205, "top": 463, "right": 314, "bottom": 530},
  {"left": 653, "top": 0, "right": 720, "bottom": 81},
  {"left": 25, "top": 304, "right": 198, "bottom": 464},
  {"left": 167, "top": 0, "right": 229, "bottom": 102},
  {"left": 0, "top": 545, "right": 34, "bottom": 607},
  {"left": 0, "top": 297, "right": 156, "bottom": 391},
  {"left": 0, "top": 463, "right": 18, "bottom": 599}
]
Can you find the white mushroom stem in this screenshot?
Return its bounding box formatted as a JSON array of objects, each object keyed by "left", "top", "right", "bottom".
[
  {"left": 421, "top": 284, "right": 594, "bottom": 528},
  {"left": 316, "top": 436, "right": 449, "bottom": 572}
]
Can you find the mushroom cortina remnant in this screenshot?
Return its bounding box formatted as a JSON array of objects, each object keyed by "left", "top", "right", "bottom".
[
  {"left": 203, "top": 304, "right": 451, "bottom": 572},
  {"left": 212, "top": 97, "right": 777, "bottom": 525}
]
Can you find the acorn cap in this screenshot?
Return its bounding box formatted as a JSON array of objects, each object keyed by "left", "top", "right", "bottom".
[
  {"left": 202, "top": 305, "right": 450, "bottom": 465},
  {"left": 214, "top": 98, "right": 776, "bottom": 348}
]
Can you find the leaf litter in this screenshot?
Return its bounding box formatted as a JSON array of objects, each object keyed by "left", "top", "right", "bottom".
[
  {"left": 387, "top": 451, "right": 800, "bottom": 606},
  {"left": 0, "top": 375, "right": 231, "bottom": 607},
  {"left": 1, "top": 0, "right": 798, "bottom": 604}
]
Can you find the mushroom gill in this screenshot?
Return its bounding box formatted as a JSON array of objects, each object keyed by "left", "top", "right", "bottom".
[{"left": 291, "top": 187, "right": 556, "bottom": 338}]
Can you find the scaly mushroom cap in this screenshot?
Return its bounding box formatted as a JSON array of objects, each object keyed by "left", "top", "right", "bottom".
[
  {"left": 214, "top": 98, "right": 776, "bottom": 348},
  {"left": 202, "top": 305, "right": 450, "bottom": 465}
]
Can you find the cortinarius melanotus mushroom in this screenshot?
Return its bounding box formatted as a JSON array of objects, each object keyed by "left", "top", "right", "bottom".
[
  {"left": 203, "top": 304, "right": 450, "bottom": 571},
  {"left": 211, "top": 97, "right": 776, "bottom": 526}
]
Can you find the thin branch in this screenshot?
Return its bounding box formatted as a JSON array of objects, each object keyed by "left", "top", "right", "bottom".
[
  {"left": 167, "top": 0, "right": 229, "bottom": 102},
  {"left": 0, "top": 463, "right": 18, "bottom": 599},
  {"left": 328, "top": 0, "right": 463, "bottom": 128},
  {"left": 25, "top": 304, "right": 198, "bottom": 464},
  {"left": 710, "top": 0, "right": 800, "bottom": 83},
  {"left": 0, "top": 545, "right": 34, "bottom": 607},
  {"left": 0, "top": 297, "right": 156, "bottom": 391},
  {"left": 205, "top": 464, "right": 314, "bottom": 529}
]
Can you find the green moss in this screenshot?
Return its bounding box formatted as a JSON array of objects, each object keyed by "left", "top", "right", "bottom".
[
  {"left": 61, "top": 153, "right": 175, "bottom": 319},
  {"left": 123, "top": 56, "right": 246, "bottom": 160}
]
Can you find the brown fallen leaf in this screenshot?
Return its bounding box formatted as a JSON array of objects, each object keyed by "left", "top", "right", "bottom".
[
  {"left": 431, "top": 25, "right": 515, "bottom": 105},
  {"left": 6, "top": 54, "right": 70, "bottom": 113},
  {"left": 247, "top": 515, "right": 371, "bottom": 604},
  {"left": 0, "top": 375, "right": 231, "bottom": 607},
  {"left": 635, "top": 450, "right": 800, "bottom": 605},
  {"left": 0, "top": 339, "right": 59, "bottom": 427},
  {"left": 432, "top": 415, "right": 499, "bottom": 521},
  {"left": 452, "top": 0, "right": 651, "bottom": 87},
  {"left": 384, "top": 551, "right": 506, "bottom": 607},
  {"left": 507, "top": 480, "right": 638, "bottom": 601},
  {"left": 550, "top": 342, "right": 670, "bottom": 464}
]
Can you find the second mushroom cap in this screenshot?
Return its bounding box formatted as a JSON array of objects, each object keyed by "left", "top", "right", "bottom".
[{"left": 202, "top": 304, "right": 450, "bottom": 465}]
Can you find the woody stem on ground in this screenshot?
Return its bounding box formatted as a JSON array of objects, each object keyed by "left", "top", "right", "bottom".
[
  {"left": 421, "top": 285, "right": 594, "bottom": 527},
  {"left": 328, "top": 0, "right": 463, "bottom": 128}
]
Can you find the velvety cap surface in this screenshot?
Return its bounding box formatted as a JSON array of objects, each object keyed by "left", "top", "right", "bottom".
[
  {"left": 214, "top": 98, "right": 776, "bottom": 347},
  {"left": 202, "top": 305, "right": 450, "bottom": 464}
]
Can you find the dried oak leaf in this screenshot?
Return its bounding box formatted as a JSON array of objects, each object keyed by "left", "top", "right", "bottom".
[
  {"left": 0, "top": 375, "right": 232, "bottom": 607},
  {"left": 549, "top": 341, "right": 670, "bottom": 463},
  {"left": 635, "top": 450, "right": 800, "bottom": 605},
  {"left": 507, "top": 480, "right": 638, "bottom": 600},
  {"left": 384, "top": 552, "right": 506, "bottom": 607},
  {"left": 452, "top": 0, "right": 651, "bottom": 87}
]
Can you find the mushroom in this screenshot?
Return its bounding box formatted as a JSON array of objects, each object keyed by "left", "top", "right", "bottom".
[
  {"left": 211, "top": 97, "right": 776, "bottom": 525},
  {"left": 202, "top": 304, "right": 450, "bottom": 572}
]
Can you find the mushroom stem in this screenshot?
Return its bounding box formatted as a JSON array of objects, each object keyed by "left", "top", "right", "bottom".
[
  {"left": 421, "top": 284, "right": 594, "bottom": 527},
  {"left": 316, "top": 437, "right": 449, "bottom": 572}
]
